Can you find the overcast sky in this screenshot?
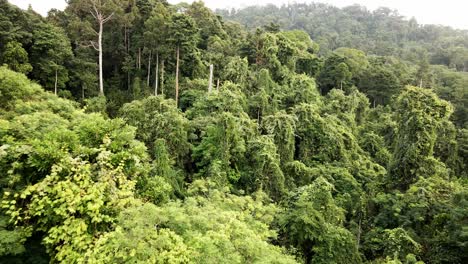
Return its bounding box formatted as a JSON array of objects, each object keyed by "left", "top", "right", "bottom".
[{"left": 8, "top": 0, "right": 468, "bottom": 30}]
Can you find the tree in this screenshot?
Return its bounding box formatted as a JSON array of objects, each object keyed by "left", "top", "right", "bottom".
[
  {"left": 244, "top": 135, "right": 286, "bottom": 200},
  {"left": 262, "top": 111, "right": 296, "bottom": 164},
  {"left": 317, "top": 54, "right": 352, "bottom": 93},
  {"left": 89, "top": 0, "right": 118, "bottom": 95},
  {"left": 389, "top": 86, "right": 453, "bottom": 190},
  {"left": 1, "top": 41, "right": 32, "bottom": 74},
  {"left": 119, "top": 96, "right": 191, "bottom": 168},
  {"left": 334, "top": 47, "right": 369, "bottom": 77},
  {"left": 144, "top": 2, "right": 171, "bottom": 95},
  {"left": 140, "top": 180, "right": 298, "bottom": 263},
  {"left": 30, "top": 23, "right": 73, "bottom": 95},
  {"left": 187, "top": 0, "right": 226, "bottom": 50},
  {"left": 278, "top": 177, "right": 361, "bottom": 264},
  {"left": 358, "top": 62, "right": 401, "bottom": 105},
  {"left": 67, "top": 0, "right": 123, "bottom": 95},
  {"left": 0, "top": 67, "right": 148, "bottom": 263},
  {"left": 168, "top": 13, "right": 199, "bottom": 107}
]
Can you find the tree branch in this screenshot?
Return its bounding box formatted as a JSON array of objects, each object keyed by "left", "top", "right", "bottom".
[
  {"left": 102, "top": 12, "right": 114, "bottom": 24},
  {"left": 80, "top": 41, "right": 100, "bottom": 51}
]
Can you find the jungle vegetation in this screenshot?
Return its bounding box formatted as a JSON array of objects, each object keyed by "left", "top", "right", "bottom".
[{"left": 0, "top": 0, "right": 467, "bottom": 263}]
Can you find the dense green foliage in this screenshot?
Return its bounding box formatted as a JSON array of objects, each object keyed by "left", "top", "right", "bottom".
[{"left": 0, "top": 0, "right": 467, "bottom": 263}]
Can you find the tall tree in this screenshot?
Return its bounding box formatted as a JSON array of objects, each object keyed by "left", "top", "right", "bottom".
[
  {"left": 168, "top": 13, "right": 199, "bottom": 107},
  {"left": 389, "top": 86, "right": 453, "bottom": 190},
  {"left": 67, "top": 0, "right": 123, "bottom": 95},
  {"left": 1, "top": 41, "right": 32, "bottom": 74},
  {"left": 144, "top": 2, "right": 171, "bottom": 95},
  {"left": 30, "top": 23, "right": 73, "bottom": 95}
]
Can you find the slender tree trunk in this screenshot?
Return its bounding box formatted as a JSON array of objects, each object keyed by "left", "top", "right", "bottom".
[
  {"left": 161, "top": 59, "right": 165, "bottom": 96},
  {"left": 217, "top": 79, "right": 220, "bottom": 91},
  {"left": 128, "top": 34, "right": 131, "bottom": 90},
  {"left": 155, "top": 53, "right": 159, "bottom": 95},
  {"left": 54, "top": 68, "right": 58, "bottom": 95},
  {"left": 419, "top": 78, "right": 423, "bottom": 88},
  {"left": 208, "top": 64, "right": 213, "bottom": 93},
  {"left": 127, "top": 72, "right": 131, "bottom": 90},
  {"left": 82, "top": 85, "right": 85, "bottom": 101},
  {"left": 90, "top": 2, "right": 113, "bottom": 96},
  {"left": 147, "top": 50, "right": 152, "bottom": 87},
  {"left": 124, "top": 26, "right": 128, "bottom": 52},
  {"left": 98, "top": 20, "right": 104, "bottom": 96},
  {"left": 138, "top": 48, "right": 141, "bottom": 69},
  {"left": 125, "top": 27, "right": 130, "bottom": 90},
  {"left": 357, "top": 215, "right": 362, "bottom": 248},
  {"left": 175, "top": 46, "right": 180, "bottom": 107}
]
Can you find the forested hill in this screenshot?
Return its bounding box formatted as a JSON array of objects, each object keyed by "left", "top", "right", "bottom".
[
  {"left": 218, "top": 3, "right": 468, "bottom": 68},
  {"left": 217, "top": 2, "right": 468, "bottom": 128},
  {"left": 0, "top": 0, "right": 467, "bottom": 263}
]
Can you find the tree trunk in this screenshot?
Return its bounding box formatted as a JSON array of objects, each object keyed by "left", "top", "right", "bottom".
[
  {"left": 98, "top": 20, "right": 104, "bottom": 96},
  {"left": 217, "top": 79, "right": 220, "bottom": 91},
  {"left": 127, "top": 72, "right": 131, "bottom": 90},
  {"left": 124, "top": 26, "right": 128, "bottom": 52},
  {"left": 155, "top": 53, "right": 159, "bottom": 95},
  {"left": 419, "top": 78, "right": 423, "bottom": 88},
  {"left": 127, "top": 36, "right": 131, "bottom": 89},
  {"left": 90, "top": 2, "right": 113, "bottom": 96},
  {"left": 147, "top": 50, "right": 152, "bottom": 87},
  {"left": 161, "top": 59, "right": 165, "bottom": 96},
  {"left": 208, "top": 64, "right": 213, "bottom": 93},
  {"left": 54, "top": 68, "right": 58, "bottom": 95},
  {"left": 138, "top": 48, "right": 141, "bottom": 69},
  {"left": 357, "top": 215, "right": 362, "bottom": 249},
  {"left": 175, "top": 46, "right": 180, "bottom": 107},
  {"left": 125, "top": 27, "right": 130, "bottom": 90}
]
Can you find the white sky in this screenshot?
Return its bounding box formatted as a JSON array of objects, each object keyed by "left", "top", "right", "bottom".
[{"left": 8, "top": 0, "right": 468, "bottom": 30}]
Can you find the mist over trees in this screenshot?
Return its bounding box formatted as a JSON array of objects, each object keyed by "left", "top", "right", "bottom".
[{"left": 0, "top": 0, "right": 467, "bottom": 263}]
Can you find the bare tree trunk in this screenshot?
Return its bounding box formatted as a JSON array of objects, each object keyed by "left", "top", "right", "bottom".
[
  {"left": 216, "top": 79, "right": 220, "bottom": 91},
  {"left": 419, "top": 78, "right": 423, "bottom": 88},
  {"left": 155, "top": 53, "right": 159, "bottom": 95},
  {"left": 124, "top": 26, "right": 128, "bottom": 52},
  {"left": 54, "top": 68, "right": 58, "bottom": 95},
  {"left": 161, "top": 59, "right": 165, "bottom": 96},
  {"left": 98, "top": 20, "right": 104, "bottom": 95},
  {"left": 90, "top": 1, "right": 113, "bottom": 96},
  {"left": 208, "top": 64, "right": 213, "bottom": 93},
  {"left": 175, "top": 46, "right": 180, "bottom": 107},
  {"left": 82, "top": 85, "right": 85, "bottom": 101},
  {"left": 357, "top": 215, "right": 362, "bottom": 248},
  {"left": 128, "top": 33, "right": 131, "bottom": 90},
  {"left": 138, "top": 48, "right": 141, "bottom": 70},
  {"left": 125, "top": 26, "right": 130, "bottom": 90},
  {"left": 147, "top": 50, "right": 152, "bottom": 87}
]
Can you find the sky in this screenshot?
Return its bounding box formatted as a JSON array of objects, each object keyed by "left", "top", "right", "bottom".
[{"left": 8, "top": 0, "right": 468, "bottom": 30}]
